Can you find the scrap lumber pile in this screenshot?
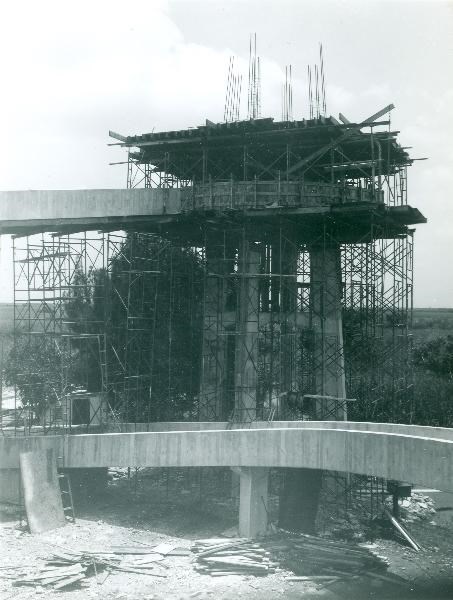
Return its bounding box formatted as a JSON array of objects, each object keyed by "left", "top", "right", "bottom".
[
  {"left": 11, "top": 561, "right": 87, "bottom": 591},
  {"left": 269, "top": 533, "right": 408, "bottom": 588},
  {"left": 191, "top": 533, "right": 404, "bottom": 587},
  {"left": 191, "top": 538, "right": 277, "bottom": 576},
  {"left": 276, "top": 534, "right": 390, "bottom": 576},
  {"left": 10, "top": 543, "right": 190, "bottom": 590}
]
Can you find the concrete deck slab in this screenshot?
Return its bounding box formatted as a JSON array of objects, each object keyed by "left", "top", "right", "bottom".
[
  {"left": 0, "top": 188, "right": 180, "bottom": 234},
  {"left": 2, "top": 425, "right": 453, "bottom": 492}
]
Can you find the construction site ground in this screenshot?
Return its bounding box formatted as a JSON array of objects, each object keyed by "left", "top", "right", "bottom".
[{"left": 1, "top": 468, "right": 453, "bottom": 600}]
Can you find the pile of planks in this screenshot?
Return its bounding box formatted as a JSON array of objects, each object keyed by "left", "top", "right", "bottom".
[
  {"left": 280, "top": 534, "right": 390, "bottom": 576},
  {"left": 11, "top": 543, "right": 191, "bottom": 590},
  {"left": 268, "top": 533, "right": 409, "bottom": 588},
  {"left": 192, "top": 538, "right": 277, "bottom": 576},
  {"left": 191, "top": 534, "right": 402, "bottom": 585},
  {"left": 12, "top": 561, "right": 87, "bottom": 591}
]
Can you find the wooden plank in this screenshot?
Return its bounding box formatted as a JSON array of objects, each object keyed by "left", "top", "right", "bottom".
[
  {"left": 286, "top": 576, "right": 340, "bottom": 581},
  {"left": 152, "top": 542, "right": 177, "bottom": 555},
  {"left": 29, "top": 565, "right": 84, "bottom": 580},
  {"left": 114, "top": 566, "right": 167, "bottom": 577},
  {"left": 131, "top": 554, "right": 164, "bottom": 565},
  {"left": 19, "top": 449, "right": 65, "bottom": 534},
  {"left": 166, "top": 548, "right": 191, "bottom": 556},
  {"left": 112, "top": 546, "right": 160, "bottom": 554},
  {"left": 53, "top": 573, "right": 86, "bottom": 589}
]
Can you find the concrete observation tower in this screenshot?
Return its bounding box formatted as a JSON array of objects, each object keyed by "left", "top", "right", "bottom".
[
  {"left": 0, "top": 99, "right": 428, "bottom": 535},
  {"left": 107, "top": 105, "right": 425, "bottom": 427},
  {"left": 0, "top": 105, "right": 426, "bottom": 434}
]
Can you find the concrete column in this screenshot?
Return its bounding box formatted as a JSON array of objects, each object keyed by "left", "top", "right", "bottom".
[
  {"left": 309, "top": 244, "right": 346, "bottom": 419},
  {"left": 234, "top": 241, "right": 260, "bottom": 421},
  {"left": 199, "top": 238, "right": 235, "bottom": 420},
  {"left": 238, "top": 467, "right": 269, "bottom": 538},
  {"left": 280, "top": 240, "right": 300, "bottom": 417},
  {"left": 279, "top": 244, "right": 346, "bottom": 534},
  {"left": 0, "top": 469, "right": 20, "bottom": 503}
]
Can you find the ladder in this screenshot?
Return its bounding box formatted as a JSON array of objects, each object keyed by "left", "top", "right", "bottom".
[
  {"left": 57, "top": 455, "right": 76, "bottom": 523},
  {"left": 58, "top": 472, "right": 76, "bottom": 523}
]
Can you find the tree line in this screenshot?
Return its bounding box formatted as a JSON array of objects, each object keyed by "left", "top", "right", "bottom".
[{"left": 4, "top": 233, "right": 453, "bottom": 427}]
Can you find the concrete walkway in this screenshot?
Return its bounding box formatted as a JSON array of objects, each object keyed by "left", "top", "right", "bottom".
[
  {"left": 0, "top": 188, "right": 180, "bottom": 234},
  {"left": 2, "top": 423, "right": 453, "bottom": 492}
]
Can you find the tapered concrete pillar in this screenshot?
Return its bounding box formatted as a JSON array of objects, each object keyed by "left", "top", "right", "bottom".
[
  {"left": 310, "top": 244, "right": 346, "bottom": 419},
  {"left": 234, "top": 241, "right": 260, "bottom": 421},
  {"left": 238, "top": 467, "right": 269, "bottom": 538},
  {"left": 199, "top": 237, "right": 235, "bottom": 420},
  {"left": 279, "top": 243, "right": 346, "bottom": 534},
  {"left": 279, "top": 240, "right": 300, "bottom": 415}
]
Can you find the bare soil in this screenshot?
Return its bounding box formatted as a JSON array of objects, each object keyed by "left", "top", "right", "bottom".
[{"left": 1, "top": 468, "right": 453, "bottom": 600}]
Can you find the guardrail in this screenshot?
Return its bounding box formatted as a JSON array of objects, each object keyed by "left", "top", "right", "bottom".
[{"left": 181, "top": 181, "right": 383, "bottom": 212}]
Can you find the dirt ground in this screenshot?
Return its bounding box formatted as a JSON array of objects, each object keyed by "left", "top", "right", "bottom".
[{"left": 1, "top": 468, "right": 453, "bottom": 600}]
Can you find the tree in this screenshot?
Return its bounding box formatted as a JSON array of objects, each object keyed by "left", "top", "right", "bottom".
[
  {"left": 3, "top": 335, "right": 74, "bottom": 425},
  {"left": 64, "top": 267, "right": 108, "bottom": 393},
  {"left": 413, "top": 335, "right": 453, "bottom": 381},
  {"left": 411, "top": 335, "right": 453, "bottom": 427},
  {"left": 107, "top": 234, "right": 203, "bottom": 421},
  {"left": 4, "top": 234, "right": 204, "bottom": 425}
]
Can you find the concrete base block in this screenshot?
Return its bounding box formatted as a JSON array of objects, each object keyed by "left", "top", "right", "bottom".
[
  {"left": 0, "top": 469, "right": 20, "bottom": 504},
  {"left": 238, "top": 467, "right": 269, "bottom": 538}
]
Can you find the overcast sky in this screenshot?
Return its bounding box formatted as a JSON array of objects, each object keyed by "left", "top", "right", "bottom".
[{"left": 0, "top": 0, "right": 452, "bottom": 306}]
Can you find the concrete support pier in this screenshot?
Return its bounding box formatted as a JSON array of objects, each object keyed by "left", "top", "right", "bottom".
[
  {"left": 199, "top": 236, "right": 235, "bottom": 420},
  {"left": 238, "top": 467, "right": 269, "bottom": 538},
  {"left": 280, "top": 244, "right": 346, "bottom": 533},
  {"left": 309, "top": 244, "right": 346, "bottom": 419},
  {"left": 234, "top": 240, "right": 260, "bottom": 421}
]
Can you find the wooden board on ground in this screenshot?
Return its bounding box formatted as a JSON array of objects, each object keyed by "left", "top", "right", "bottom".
[{"left": 19, "top": 448, "right": 66, "bottom": 533}]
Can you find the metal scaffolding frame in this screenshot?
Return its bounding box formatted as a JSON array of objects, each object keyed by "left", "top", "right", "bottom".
[
  {"left": 5, "top": 227, "right": 414, "bottom": 431},
  {"left": 9, "top": 233, "right": 107, "bottom": 433},
  {"left": 2, "top": 111, "right": 421, "bottom": 528}
]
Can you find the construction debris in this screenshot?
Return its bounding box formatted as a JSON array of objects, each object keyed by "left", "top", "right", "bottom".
[
  {"left": 191, "top": 533, "right": 393, "bottom": 582},
  {"left": 191, "top": 532, "right": 406, "bottom": 588},
  {"left": 383, "top": 508, "right": 421, "bottom": 551},
  {"left": 8, "top": 542, "right": 192, "bottom": 591},
  {"left": 386, "top": 492, "right": 436, "bottom": 522},
  {"left": 269, "top": 532, "right": 390, "bottom": 577},
  {"left": 192, "top": 538, "right": 276, "bottom": 576}
]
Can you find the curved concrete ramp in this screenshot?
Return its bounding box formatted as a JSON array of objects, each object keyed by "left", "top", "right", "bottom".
[
  {"left": 2, "top": 424, "right": 453, "bottom": 492},
  {"left": 117, "top": 420, "right": 453, "bottom": 442}
]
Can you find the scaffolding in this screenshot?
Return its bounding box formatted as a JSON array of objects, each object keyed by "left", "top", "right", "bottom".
[
  {"left": 2, "top": 109, "right": 423, "bottom": 528},
  {"left": 6, "top": 232, "right": 414, "bottom": 429},
  {"left": 3, "top": 112, "right": 420, "bottom": 433},
  {"left": 9, "top": 233, "right": 107, "bottom": 433}
]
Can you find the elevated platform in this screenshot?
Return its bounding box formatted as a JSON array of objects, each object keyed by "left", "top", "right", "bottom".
[
  {"left": 2, "top": 422, "right": 453, "bottom": 492},
  {"left": 0, "top": 187, "right": 425, "bottom": 237}
]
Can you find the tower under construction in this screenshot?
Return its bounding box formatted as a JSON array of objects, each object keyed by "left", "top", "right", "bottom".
[{"left": 6, "top": 104, "right": 425, "bottom": 436}]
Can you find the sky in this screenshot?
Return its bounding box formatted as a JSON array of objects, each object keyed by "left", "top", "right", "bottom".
[{"left": 0, "top": 0, "right": 452, "bottom": 306}]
